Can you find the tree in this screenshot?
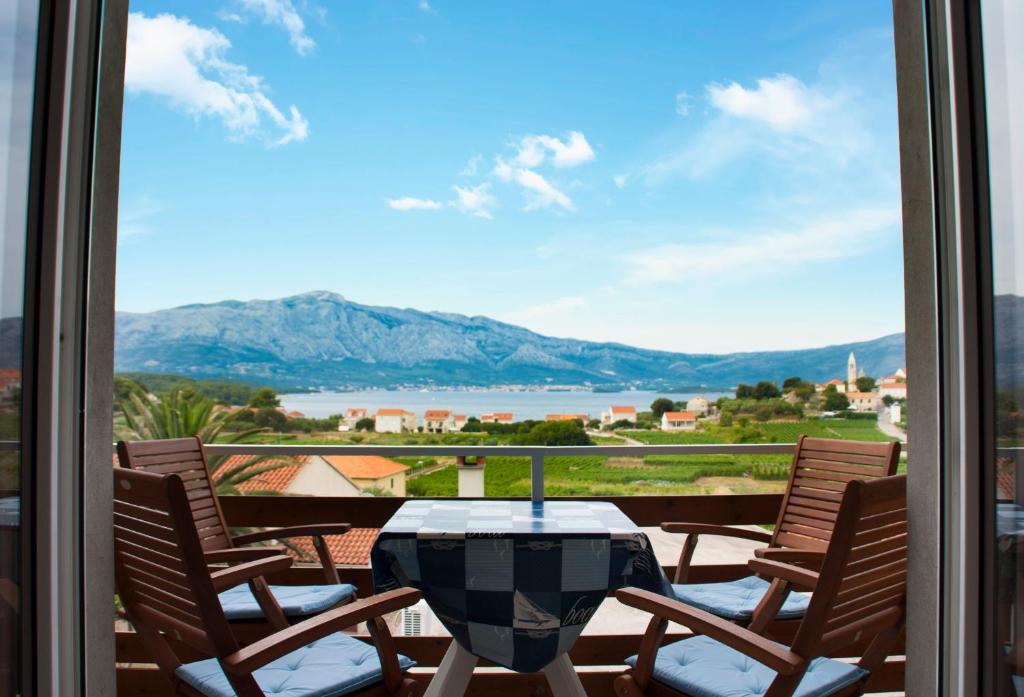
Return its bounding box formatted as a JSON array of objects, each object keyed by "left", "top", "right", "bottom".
[
  {"left": 882, "top": 394, "right": 896, "bottom": 407},
  {"left": 248, "top": 387, "right": 280, "bottom": 409},
  {"left": 782, "top": 376, "right": 803, "bottom": 390},
  {"left": 253, "top": 407, "right": 287, "bottom": 430},
  {"left": 650, "top": 398, "right": 675, "bottom": 420},
  {"left": 753, "top": 381, "right": 781, "bottom": 400},
  {"left": 824, "top": 392, "right": 850, "bottom": 411},
  {"left": 735, "top": 384, "right": 754, "bottom": 399},
  {"left": 355, "top": 417, "right": 376, "bottom": 432},
  {"left": 511, "top": 420, "right": 593, "bottom": 446},
  {"left": 855, "top": 376, "right": 876, "bottom": 392},
  {"left": 117, "top": 390, "right": 290, "bottom": 494}
]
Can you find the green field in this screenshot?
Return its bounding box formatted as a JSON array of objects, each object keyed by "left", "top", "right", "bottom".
[
  {"left": 624, "top": 418, "right": 897, "bottom": 445},
  {"left": 406, "top": 454, "right": 794, "bottom": 497}
]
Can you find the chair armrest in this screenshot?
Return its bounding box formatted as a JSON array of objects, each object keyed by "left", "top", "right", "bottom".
[
  {"left": 209, "top": 555, "right": 294, "bottom": 592},
  {"left": 747, "top": 558, "right": 819, "bottom": 591},
  {"left": 206, "top": 547, "right": 288, "bottom": 564},
  {"left": 660, "top": 523, "right": 773, "bottom": 544},
  {"left": 615, "top": 587, "right": 801, "bottom": 675},
  {"left": 230, "top": 524, "right": 352, "bottom": 546},
  {"left": 223, "top": 588, "right": 422, "bottom": 675},
  {"left": 753, "top": 548, "right": 826, "bottom": 566}
]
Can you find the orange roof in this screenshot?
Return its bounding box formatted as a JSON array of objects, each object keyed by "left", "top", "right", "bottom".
[
  {"left": 546, "top": 414, "right": 588, "bottom": 421},
  {"left": 825, "top": 379, "right": 845, "bottom": 385},
  {"left": 345, "top": 408, "right": 368, "bottom": 416},
  {"left": 214, "top": 454, "right": 311, "bottom": 493},
  {"left": 324, "top": 455, "right": 409, "bottom": 480},
  {"left": 492, "top": 412, "right": 513, "bottom": 420},
  {"left": 610, "top": 405, "right": 636, "bottom": 413},
  {"left": 288, "top": 527, "right": 379, "bottom": 566},
  {"left": 286, "top": 411, "right": 305, "bottom": 419},
  {"left": 454, "top": 414, "right": 467, "bottom": 421},
  {"left": 847, "top": 392, "right": 876, "bottom": 399},
  {"left": 664, "top": 411, "right": 696, "bottom": 420},
  {"left": 376, "top": 408, "right": 409, "bottom": 416},
  {"left": 424, "top": 410, "right": 452, "bottom": 419}
]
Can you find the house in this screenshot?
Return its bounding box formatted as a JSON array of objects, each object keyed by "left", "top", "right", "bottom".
[
  {"left": 454, "top": 414, "right": 467, "bottom": 431},
  {"left": 846, "top": 391, "right": 879, "bottom": 412},
  {"left": 324, "top": 455, "right": 410, "bottom": 496},
  {"left": 661, "top": 411, "right": 697, "bottom": 431},
  {"left": 286, "top": 410, "right": 305, "bottom": 419},
  {"left": 545, "top": 413, "right": 589, "bottom": 423},
  {"left": 374, "top": 408, "right": 416, "bottom": 433},
  {"left": 214, "top": 454, "right": 363, "bottom": 497},
  {"left": 423, "top": 409, "right": 457, "bottom": 433},
  {"left": 0, "top": 369, "right": 20, "bottom": 401},
  {"left": 816, "top": 378, "right": 848, "bottom": 394},
  {"left": 287, "top": 526, "right": 380, "bottom": 567},
  {"left": 685, "top": 396, "right": 709, "bottom": 415},
  {"left": 783, "top": 390, "right": 802, "bottom": 404},
  {"left": 481, "top": 412, "right": 514, "bottom": 424},
  {"left": 338, "top": 407, "right": 369, "bottom": 431},
  {"left": 601, "top": 405, "right": 636, "bottom": 425},
  {"left": 878, "top": 373, "right": 908, "bottom": 399}
]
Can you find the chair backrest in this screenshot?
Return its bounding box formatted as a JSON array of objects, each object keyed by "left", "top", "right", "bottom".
[
  {"left": 790, "top": 474, "right": 907, "bottom": 660},
  {"left": 770, "top": 436, "right": 901, "bottom": 553},
  {"left": 113, "top": 467, "right": 239, "bottom": 669},
  {"left": 117, "top": 437, "right": 233, "bottom": 553}
]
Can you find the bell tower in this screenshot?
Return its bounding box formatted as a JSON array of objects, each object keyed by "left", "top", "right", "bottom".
[{"left": 847, "top": 352, "right": 857, "bottom": 388}]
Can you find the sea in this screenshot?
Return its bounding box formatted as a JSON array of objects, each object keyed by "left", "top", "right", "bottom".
[{"left": 278, "top": 389, "right": 729, "bottom": 422}]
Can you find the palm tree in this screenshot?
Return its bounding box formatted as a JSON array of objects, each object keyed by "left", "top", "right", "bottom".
[{"left": 117, "top": 390, "right": 293, "bottom": 494}]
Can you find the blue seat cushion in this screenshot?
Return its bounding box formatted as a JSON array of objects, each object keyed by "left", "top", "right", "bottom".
[
  {"left": 671, "top": 575, "right": 811, "bottom": 621},
  {"left": 218, "top": 584, "right": 357, "bottom": 620},
  {"left": 176, "top": 632, "right": 415, "bottom": 697},
  {"left": 625, "top": 635, "right": 867, "bottom": 697}
]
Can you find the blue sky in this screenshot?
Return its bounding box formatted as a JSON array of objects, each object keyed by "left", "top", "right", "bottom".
[{"left": 117, "top": 0, "right": 904, "bottom": 353}]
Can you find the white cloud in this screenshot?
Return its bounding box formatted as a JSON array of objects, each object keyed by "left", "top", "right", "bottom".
[
  {"left": 707, "top": 74, "right": 834, "bottom": 132},
  {"left": 125, "top": 12, "right": 309, "bottom": 146},
  {"left": 613, "top": 174, "right": 627, "bottom": 189},
  {"left": 118, "top": 195, "right": 166, "bottom": 239},
  {"left": 514, "top": 131, "right": 595, "bottom": 168},
  {"left": 418, "top": 0, "right": 435, "bottom": 13},
  {"left": 451, "top": 183, "right": 496, "bottom": 219},
  {"left": 623, "top": 207, "right": 900, "bottom": 285},
  {"left": 674, "top": 91, "right": 693, "bottom": 116},
  {"left": 388, "top": 197, "right": 444, "bottom": 211},
  {"left": 459, "top": 154, "right": 483, "bottom": 176},
  {"left": 493, "top": 158, "right": 574, "bottom": 211},
  {"left": 235, "top": 0, "right": 315, "bottom": 55},
  {"left": 503, "top": 295, "right": 588, "bottom": 324}
]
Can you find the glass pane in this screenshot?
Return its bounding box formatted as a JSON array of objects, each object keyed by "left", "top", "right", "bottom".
[
  {"left": 0, "top": 1, "right": 38, "bottom": 694},
  {"left": 982, "top": 0, "right": 1024, "bottom": 694}
]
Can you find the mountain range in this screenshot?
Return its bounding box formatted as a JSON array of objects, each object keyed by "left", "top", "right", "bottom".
[{"left": 113, "top": 291, "right": 911, "bottom": 390}]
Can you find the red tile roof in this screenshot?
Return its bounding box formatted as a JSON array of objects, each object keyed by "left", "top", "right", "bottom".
[
  {"left": 376, "top": 408, "right": 410, "bottom": 416},
  {"left": 324, "top": 455, "right": 409, "bottom": 480},
  {"left": 663, "top": 411, "right": 696, "bottom": 420},
  {"left": 424, "top": 410, "right": 452, "bottom": 419},
  {"left": 214, "top": 454, "right": 311, "bottom": 493},
  {"left": 546, "top": 414, "right": 588, "bottom": 421},
  {"left": 287, "top": 527, "right": 380, "bottom": 566},
  {"left": 610, "top": 405, "right": 636, "bottom": 413}
]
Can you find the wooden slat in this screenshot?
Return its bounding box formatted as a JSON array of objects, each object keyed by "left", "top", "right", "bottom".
[
  {"left": 856, "top": 508, "right": 907, "bottom": 531},
  {"left": 782, "top": 513, "right": 834, "bottom": 531},
  {"left": 114, "top": 540, "right": 189, "bottom": 574},
  {"left": 219, "top": 494, "right": 785, "bottom": 529},
  {"left": 799, "top": 438, "right": 894, "bottom": 457},
  {"left": 774, "top": 531, "right": 829, "bottom": 549},
  {"left": 791, "top": 476, "right": 848, "bottom": 493},
  {"left": 793, "top": 468, "right": 866, "bottom": 484},
  {"left": 113, "top": 512, "right": 177, "bottom": 543},
  {"left": 836, "top": 569, "right": 907, "bottom": 605},
  {"left": 114, "top": 526, "right": 185, "bottom": 559},
  {"left": 843, "top": 547, "right": 906, "bottom": 578},
  {"left": 851, "top": 520, "right": 907, "bottom": 546},
  {"left": 128, "top": 453, "right": 204, "bottom": 470},
  {"left": 122, "top": 437, "right": 202, "bottom": 456},
  {"left": 798, "top": 449, "right": 888, "bottom": 467},
  {"left": 788, "top": 486, "right": 844, "bottom": 503},
  {"left": 785, "top": 504, "right": 837, "bottom": 522},
  {"left": 848, "top": 534, "right": 908, "bottom": 563},
  {"left": 118, "top": 554, "right": 191, "bottom": 588},
  {"left": 779, "top": 522, "right": 832, "bottom": 541},
  {"left": 796, "top": 458, "right": 887, "bottom": 476},
  {"left": 839, "top": 559, "right": 906, "bottom": 595},
  {"left": 787, "top": 495, "right": 841, "bottom": 512},
  {"left": 114, "top": 500, "right": 174, "bottom": 528},
  {"left": 121, "top": 564, "right": 195, "bottom": 601}
]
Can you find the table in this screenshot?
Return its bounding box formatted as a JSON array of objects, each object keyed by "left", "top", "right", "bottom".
[{"left": 370, "top": 500, "right": 671, "bottom": 697}]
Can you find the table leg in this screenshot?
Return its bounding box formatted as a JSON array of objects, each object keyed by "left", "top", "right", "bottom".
[
  {"left": 542, "top": 654, "right": 587, "bottom": 697},
  {"left": 422, "top": 640, "right": 478, "bottom": 697}
]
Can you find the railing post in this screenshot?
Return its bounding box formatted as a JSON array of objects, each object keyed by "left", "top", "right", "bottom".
[{"left": 531, "top": 452, "right": 544, "bottom": 502}]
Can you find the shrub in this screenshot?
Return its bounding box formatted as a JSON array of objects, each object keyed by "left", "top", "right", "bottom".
[{"left": 751, "top": 463, "right": 790, "bottom": 480}]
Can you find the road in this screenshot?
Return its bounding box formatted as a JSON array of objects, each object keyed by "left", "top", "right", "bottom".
[{"left": 876, "top": 408, "right": 907, "bottom": 443}]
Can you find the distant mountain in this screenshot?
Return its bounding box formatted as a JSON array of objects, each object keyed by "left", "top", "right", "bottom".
[{"left": 114, "top": 291, "right": 910, "bottom": 390}]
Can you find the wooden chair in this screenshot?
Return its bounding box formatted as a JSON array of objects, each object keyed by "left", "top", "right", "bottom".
[
  {"left": 114, "top": 467, "right": 422, "bottom": 697},
  {"left": 118, "top": 437, "right": 357, "bottom": 626},
  {"left": 615, "top": 474, "right": 907, "bottom": 697},
  {"left": 662, "top": 436, "right": 900, "bottom": 625}
]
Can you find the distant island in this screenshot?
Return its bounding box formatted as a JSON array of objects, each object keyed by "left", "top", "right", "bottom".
[{"left": 113, "top": 290, "right": 909, "bottom": 390}]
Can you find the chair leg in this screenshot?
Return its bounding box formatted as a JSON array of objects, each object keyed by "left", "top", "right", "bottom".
[
  {"left": 392, "top": 677, "right": 421, "bottom": 696},
  {"left": 614, "top": 672, "right": 647, "bottom": 697}
]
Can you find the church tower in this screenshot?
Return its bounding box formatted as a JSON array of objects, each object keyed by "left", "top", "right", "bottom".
[{"left": 847, "top": 352, "right": 857, "bottom": 388}]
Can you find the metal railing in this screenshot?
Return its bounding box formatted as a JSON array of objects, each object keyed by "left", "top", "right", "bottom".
[{"left": 206, "top": 442, "right": 801, "bottom": 502}]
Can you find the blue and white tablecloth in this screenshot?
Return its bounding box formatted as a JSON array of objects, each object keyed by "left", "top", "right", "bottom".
[{"left": 371, "top": 499, "right": 671, "bottom": 673}]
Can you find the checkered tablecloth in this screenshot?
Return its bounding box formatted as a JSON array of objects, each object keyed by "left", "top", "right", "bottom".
[{"left": 371, "top": 499, "right": 671, "bottom": 673}]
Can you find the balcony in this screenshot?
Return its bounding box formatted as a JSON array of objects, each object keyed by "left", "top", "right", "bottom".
[{"left": 114, "top": 441, "right": 912, "bottom": 696}]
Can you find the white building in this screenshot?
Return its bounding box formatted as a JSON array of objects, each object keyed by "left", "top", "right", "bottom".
[
  {"left": 878, "top": 373, "right": 908, "bottom": 399},
  {"left": 338, "top": 407, "right": 369, "bottom": 432},
  {"left": 816, "top": 379, "right": 848, "bottom": 394},
  {"left": 374, "top": 408, "right": 417, "bottom": 433},
  {"left": 481, "top": 412, "right": 514, "bottom": 424},
  {"left": 685, "top": 396, "right": 709, "bottom": 415},
  {"left": 424, "top": 409, "right": 457, "bottom": 433},
  {"left": 846, "top": 391, "right": 879, "bottom": 412},
  {"left": 662, "top": 411, "right": 697, "bottom": 431},
  {"left": 602, "top": 405, "right": 637, "bottom": 425},
  {"left": 454, "top": 414, "right": 467, "bottom": 431}
]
